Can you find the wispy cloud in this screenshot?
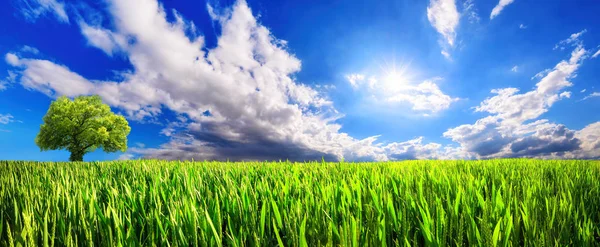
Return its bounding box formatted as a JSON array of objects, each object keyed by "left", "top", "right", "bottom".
[
  {"left": 462, "top": 0, "right": 480, "bottom": 24},
  {"left": 581, "top": 92, "right": 600, "bottom": 101},
  {"left": 519, "top": 24, "right": 527, "bottom": 29},
  {"left": 427, "top": 0, "right": 459, "bottom": 58},
  {"left": 592, "top": 48, "right": 600, "bottom": 58},
  {"left": 0, "top": 114, "right": 14, "bottom": 124},
  {"left": 511, "top": 65, "right": 518, "bottom": 72},
  {"left": 345, "top": 74, "right": 365, "bottom": 89},
  {"left": 490, "top": 0, "right": 516, "bottom": 20},
  {"left": 14, "top": 0, "right": 69, "bottom": 23},
  {"left": 554, "top": 29, "right": 587, "bottom": 50}
]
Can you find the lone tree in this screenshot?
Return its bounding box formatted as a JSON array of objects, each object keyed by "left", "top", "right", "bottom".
[{"left": 36, "top": 95, "right": 131, "bottom": 161}]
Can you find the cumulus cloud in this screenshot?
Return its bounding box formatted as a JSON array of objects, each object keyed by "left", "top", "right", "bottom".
[
  {"left": 490, "top": 0, "right": 515, "bottom": 20},
  {"left": 14, "top": 0, "right": 69, "bottom": 23},
  {"left": 574, "top": 122, "right": 600, "bottom": 159},
  {"left": 5, "top": 0, "right": 448, "bottom": 161},
  {"left": 346, "top": 73, "right": 458, "bottom": 114},
  {"left": 474, "top": 45, "right": 585, "bottom": 123},
  {"left": 444, "top": 32, "right": 597, "bottom": 158},
  {"left": 5, "top": 53, "right": 94, "bottom": 97}
]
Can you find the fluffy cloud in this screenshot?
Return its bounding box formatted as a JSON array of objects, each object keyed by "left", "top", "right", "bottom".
[
  {"left": 490, "top": 0, "right": 515, "bottom": 20},
  {"left": 5, "top": 53, "right": 94, "bottom": 97},
  {"left": 14, "top": 0, "right": 69, "bottom": 23},
  {"left": 6, "top": 0, "right": 448, "bottom": 161},
  {"left": 79, "top": 22, "right": 125, "bottom": 56},
  {"left": 346, "top": 74, "right": 458, "bottom": 114},
  {"left": 574, "top": 122, "right": 600, "bottom": 159},
  {"left": 444, "top": 32, "right": 597, "bottom": 158},
  {"left": 475, "top": 45, "right": 585, "bottom": 123}
]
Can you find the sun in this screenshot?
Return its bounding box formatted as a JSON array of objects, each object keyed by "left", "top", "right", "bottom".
[{"left": 380, "top": 61, "right": 414, "bottom": 92}]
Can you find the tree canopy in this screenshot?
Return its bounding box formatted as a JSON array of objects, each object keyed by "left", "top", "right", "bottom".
[{"left": 36, "top": 95, "right": 131, "bottom": 161}]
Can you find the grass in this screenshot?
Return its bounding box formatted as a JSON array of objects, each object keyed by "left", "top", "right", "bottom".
[{"left": 1, "top": 159, "right": 599, "bottom": 246}]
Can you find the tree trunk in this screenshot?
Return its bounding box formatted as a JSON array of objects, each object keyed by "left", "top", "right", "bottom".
[{"left": 69, "top": 151, "right": 84, "bottom": 162}]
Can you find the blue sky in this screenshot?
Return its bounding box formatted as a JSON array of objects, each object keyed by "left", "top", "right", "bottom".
[{"left": 0, "top": 0, "right": 599, "bottom": 161}]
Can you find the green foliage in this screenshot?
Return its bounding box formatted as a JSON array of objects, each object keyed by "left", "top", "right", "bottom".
[
  {"left": 1, "top": 159, "right": 599, "bottom": 246},
  {"left": 35, "top": 95, "right": 131, "bottom": 161}
]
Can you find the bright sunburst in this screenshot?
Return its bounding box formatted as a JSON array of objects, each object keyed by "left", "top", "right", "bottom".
[{"left": 379, "top": 60, "right": 415, "bottom": 92}]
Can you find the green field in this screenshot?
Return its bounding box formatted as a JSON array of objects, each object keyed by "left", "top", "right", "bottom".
[{"left": 1, "top": 160, "right": 599, "bottom": 246}]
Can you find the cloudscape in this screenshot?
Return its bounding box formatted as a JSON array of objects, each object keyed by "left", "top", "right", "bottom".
[{"left": 1, "top": 0, "right": 599, "bottom": 161}]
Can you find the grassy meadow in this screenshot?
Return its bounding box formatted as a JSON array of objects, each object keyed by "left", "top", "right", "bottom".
[{"left": 1, "top": 159, "right": 599, "bottom": 246}]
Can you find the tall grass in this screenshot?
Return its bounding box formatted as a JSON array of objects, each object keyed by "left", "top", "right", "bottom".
[{"left": 1, "top": 159, "right": 599, "bottom": 246}]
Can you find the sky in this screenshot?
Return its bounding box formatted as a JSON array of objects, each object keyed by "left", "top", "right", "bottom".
[{"left": 0, "top": 0, "right": 599, "bottom": 162}]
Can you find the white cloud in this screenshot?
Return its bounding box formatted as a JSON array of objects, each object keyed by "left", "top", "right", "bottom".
[
  {"left": 441, "top": 50, "right": 451, "bottom": 60},
  {"left": 117, "top": 153, "right": 135, "bottom": 160},
  {"left": 444, "top": 37, "right": 595, "bottom": 158},
  {"left": 574, "top": 122, "right": 600, "bottom": 158},
  {"left": 462, "top": 0, "right": 480, "bottom": 24},
  {"left": 0, "top": 114, "right": 14, "bottom": 124},
  {"left": 0, "top": 71, "right": 18, "bottom": 91},
  {"left": 519, "top": 24, "right": 527, "bottom": 29},
  {"left": 345, "top": 74, "right": 365, "bottom": 89},
  {"left": 582, "top": 92, "right": 600, "bottom": 101},
  {"left": 5, "top": 53, "right": 94, "bottom": 97},
  {"left": 79, "top": 22, "right": 125, "bottom": 56},
  {"left": 427, "top": 0, "right": 459, "bottom": 57},
  {"left": 15, "top": 0, "right": 69, "bottom": 23},
  {"left": 5, "top": 0, "right": 448, "bottom": 162},
  {"left": 21, "top": 46, "right": 39, "bottom": 54},
  {"left": 592, "top": 48, "right": 600, "bottom": 58},
  {"left": 554, "top": 29, "right": 587, "bottom": 50},
  {"left": 511, "top": 65, "right": 518, "bottom": 72},
  {"left": 345, "top": 72, "right": 458, "bottom": 114},
  {"left": 490, "top": 0, "right": 516, "bottom": 20},
  {"left": 581, "top": 89, "right": 586, "bottom": 93},
  {"left": 385, "top": 79, "right": 459, "bottom": 113},
  {"left": 475, "top": 45, "right": 584, "bottom": 123}
]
